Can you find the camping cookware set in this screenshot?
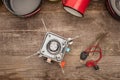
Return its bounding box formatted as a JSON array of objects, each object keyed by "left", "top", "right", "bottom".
[
  {"left": 0, "top": 0, "right": 120, "bottom": 20},
  {"left": 0, "top": 0, "right": 118, "bottom": 73}
]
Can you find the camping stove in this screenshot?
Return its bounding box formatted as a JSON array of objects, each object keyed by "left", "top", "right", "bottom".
[{"left": 38, "top": 32, "right": 71, "bottom": 63}]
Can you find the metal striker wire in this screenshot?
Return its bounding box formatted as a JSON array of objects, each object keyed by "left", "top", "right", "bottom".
[{"left": 41, "top": 18, "right": 48, "bottom": 33}]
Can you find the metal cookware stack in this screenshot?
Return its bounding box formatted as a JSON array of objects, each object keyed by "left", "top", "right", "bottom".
[
  {"left": 1, "top": 0, "right": 120, "bottom": 21},
  {"left": 106, "top": 0, "right": 120, "bottom": 20},
  {"left": 2, "top": 0, "right": 42, "bottom": 17}
]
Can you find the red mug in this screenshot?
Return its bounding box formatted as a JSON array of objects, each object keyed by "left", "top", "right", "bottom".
[{"left": 62, "top": 0, "right": 90, "bottom": 17}]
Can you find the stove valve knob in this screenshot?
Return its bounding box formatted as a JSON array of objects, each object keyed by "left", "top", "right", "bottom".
[{"left": 66, "top": 48, "right": 70, "bottom": 53}]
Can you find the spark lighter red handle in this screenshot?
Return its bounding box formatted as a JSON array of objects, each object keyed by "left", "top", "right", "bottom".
[{"left": 85, "top": 46, "right": 102, "bottom": 63}]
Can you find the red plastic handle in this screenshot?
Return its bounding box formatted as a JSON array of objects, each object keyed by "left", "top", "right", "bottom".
[{"left": 85, "top": 46, "right": 102, "bottom": 63}]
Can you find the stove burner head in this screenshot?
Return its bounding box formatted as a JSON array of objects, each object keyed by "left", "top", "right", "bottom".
[
  {"left": 39, "top": 32, "right": 68, "bottom": 62},
  {"left": 47, "top": 40, "right": 61, "bottom": 55}
]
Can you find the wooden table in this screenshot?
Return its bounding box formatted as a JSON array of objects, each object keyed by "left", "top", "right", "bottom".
[{"left": 0, "top": 0, "right": 120, "bottom": 80}]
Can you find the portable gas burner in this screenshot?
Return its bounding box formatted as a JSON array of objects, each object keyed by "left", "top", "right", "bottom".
[
  {"left": 35, "top": 19, "right": 80, "bottom": 65},
  {"left": 25, "top": 19, "right": 80, "bottom": 73},
  {"left": 38, "top": 32, "right": 71, "bottom": 63}
]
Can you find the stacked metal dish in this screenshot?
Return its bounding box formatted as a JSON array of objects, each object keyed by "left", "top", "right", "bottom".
[
  {"left": 106, "top": 0, "right": 120, "bottom": 20},
  {"left": 2, "top": 0, "right": 42, "bottom": 17}
]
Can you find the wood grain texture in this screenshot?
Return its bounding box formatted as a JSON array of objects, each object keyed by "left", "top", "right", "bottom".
[{"left": 0, "top": 0, "right": 120, "bottom": 80}]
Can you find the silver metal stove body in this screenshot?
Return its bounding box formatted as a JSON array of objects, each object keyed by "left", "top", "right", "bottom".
[{"left": 39, "top": 32, "right": 69, "bottom": 62}]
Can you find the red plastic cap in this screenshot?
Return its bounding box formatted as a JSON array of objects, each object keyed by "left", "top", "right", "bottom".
[
  {"left": 86, "top": 60, "right": 95, "bottom": 67},
  {"left": 60, "top": 61, "right": 66, "bottom": 68}
]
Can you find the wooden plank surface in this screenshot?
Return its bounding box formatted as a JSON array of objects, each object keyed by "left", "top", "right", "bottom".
[{"left": 0, "top": 0, "right": 120, "bottom": 80}]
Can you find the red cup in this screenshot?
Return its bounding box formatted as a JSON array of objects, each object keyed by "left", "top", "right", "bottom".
[{"left": 62, "top": 0, "right": 90, "bottom": 17}]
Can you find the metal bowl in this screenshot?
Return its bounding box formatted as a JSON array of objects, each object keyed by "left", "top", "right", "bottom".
[
  {"left": 2, "top": 0, "right": 42, "bottom": 17},
  {"left": 106, "top": 0, "right": 120, "bottom": 20}
]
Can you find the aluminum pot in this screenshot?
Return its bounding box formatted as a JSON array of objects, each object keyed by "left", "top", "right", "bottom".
[
  {"left": 2, "top": 0, "right": 42, "bottom": 17},
  {"left": 106, "top": 0, "right": 120, "bottom": 20}
]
